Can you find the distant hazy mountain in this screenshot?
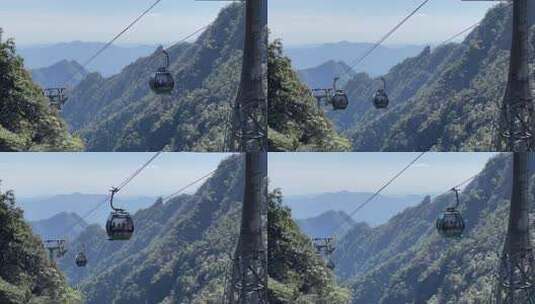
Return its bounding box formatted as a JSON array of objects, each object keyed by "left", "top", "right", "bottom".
[
  {"left": 19, "top": 41, "right": 157, "bottom": 76},
  {"left": 18, "top": 193, "right": 158, "bottom": 225},
  {"left": 30, "top": 59, "right": 88, "bottom": 88},
  {"left": 285, "top": 191, "right": 425, "bottom": 226},
  {"left": 29, "top": 212, "right": 88, "bottom": 241},
  {"left": 297, "top": 60, "right": 356, "bottom": 89},
  {"left": 296, "top": 210, "right": 356, "bottom": 238},
  {"left": 285, "top": 41, "right": 424, "bottom": 76}
]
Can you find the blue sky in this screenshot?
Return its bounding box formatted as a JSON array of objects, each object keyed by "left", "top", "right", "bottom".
[
  {"left": 0, "top": 0, "right": 496, "bottom": 45},
  {"left": 269, "top": 152, "right": 499, "bottom": 196},
  {"left": 270, "top": 0, "right": 496, "bottom": 45},
  {"left": 0, "top": 153, "right": 231, "bottom": 197},
  {"left": 0, "top": 0, "right": 226, "bottom": 45},
  {"left": 0, "top": 152, "right": 501, "bottom": 199}
]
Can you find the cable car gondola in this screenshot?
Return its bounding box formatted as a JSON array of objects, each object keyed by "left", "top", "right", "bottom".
[
  {"left": 75, "top": 244, "right": 87, "bottom": 267},
  {"left": 105, "top": 187, "right": 134, "bottom": 241},
  {"left": 330, "top": 77, "right": 349, "bottom": 110},
  {"left": 312, "top": 77, "right": 349, "bottom": 111},
  {"left": 373, "top": 77, "right": 389, "bottom": 109},
  {"left": 75, "top": 251, "right": 87, "bottom": 267},
  {"left": 436, "top": 188, "right": 465, "bottom": 239},
  {"left": 43, "top": 88, "right": 68, "bottom": 110},
  {"left": 332, "top": 90, "right": 349, "bottom": 110},
  {"left": 149, "top": 49, "right": 175, "bottom": 95}
]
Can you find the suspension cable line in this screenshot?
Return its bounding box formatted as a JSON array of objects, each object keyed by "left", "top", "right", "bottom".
[
  {"left": 338, "top": 0, "right": 433, "bottom": 81},
  {"left": 57, "top": 153, "right": 221, "bottom": 243},
  {"left": 116, "top": 151, "right": 163, "bottom": 192},
  {"left": 449, "top": 174, "right": 476, "bottom": 193},
  {"left": 62, "top": 0, "right": 168, "bottom": 86},
  {"left": 334, "top": 157, "right": 478, "bottom": 239},
  {"left": 76, "top": 5, "right": 210, "bottom": 82},
  {"left": 437, "top": 3, "right": 512, "bottom": 47},
  {"left": 162, "top": 169, "right": 218, "bottom": 202},
  {"left": 58, "top": 151, "right": 162, "bottom": 238},
  {"left": 81, "top": 0, "right": 165, "bottom": 69},
  {"left": 165, "top": 25, "right": 209, "bottom": 50},
  {"left": 332, "top": 152, "right": 426, "bottom": 235},
  {"left": 439, "top": 22, "right": 480, "bottom": 46}
]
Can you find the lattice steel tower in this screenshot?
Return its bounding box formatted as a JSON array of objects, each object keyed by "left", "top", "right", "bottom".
[
  {"left": 226, "top": 0, "right": 268, "bottom": 152},
  {"left": 496, "top": 0, "right": 534, "bottom": 151},
  {"left": 491, "top": 152, "right": 535, "bottom": 303},
  {"left": 224, "top": 152, "right": 267, "bottom": 304}
]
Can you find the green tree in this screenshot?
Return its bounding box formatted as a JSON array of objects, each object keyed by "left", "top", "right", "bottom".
[
  {"left": 0, "top": 29, "right": 83, "bottom": 151},
  {"left": 268, "top": 189, "right": 351, "bottom": 303},
  {"left": 268, "top": 40, "right": 351, "bottom": 151},
  {"left": 0, "top": 184, "right": 82, "bottom": 304}
]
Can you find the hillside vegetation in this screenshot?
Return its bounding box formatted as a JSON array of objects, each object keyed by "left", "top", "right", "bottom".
[
  {"left": 268, "top": 189, "right": 351, "bottom": 303},
  {"left": 268, "top": 40, "right": 351, "bottom": 151},
  {"left": 0, "top": 186, "right": 81, "bottom": 304},
  {"left": 0, "top": 29, "right": 83, "bottom": 151}
]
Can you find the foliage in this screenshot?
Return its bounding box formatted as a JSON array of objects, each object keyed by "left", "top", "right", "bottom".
[
  {"left": 0, "top": 184, "right": 82, "bottom": 304},
  {"left": 268, "top": 189, "right": 352, "bottom": 303},
  {"left": 0, "top": 29, "right": 83, "bottom": 151},
  {"left": 268, "top": 40, "right": 351, "bottom": 151}
]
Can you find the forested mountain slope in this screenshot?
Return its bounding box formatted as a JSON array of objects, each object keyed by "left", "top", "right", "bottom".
[
  {"left": 335, "top": 154, "right": 521, "bottom": 303},
  {"left": 268, "top": 189, "right": 351, "bottom": 303},
  {"left": 0, "top": 30, "right": 83, "bottom": 151},
  {"left": 268, "top": 40, "right": 351, "bottom": 151},
  {"left": 61, "top": 4, "right": 245, "bottom": 151},
  {"left": 57, "top": 155, "right": 244, "bottom": 304},
  {"left": 0, "top": 187, "right": 81, "bottom": 303},
  {"left": 336, "top": 4, "right": 534, "bottom": 151}
]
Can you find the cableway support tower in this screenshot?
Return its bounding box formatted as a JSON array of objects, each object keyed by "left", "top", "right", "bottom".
[{"left": 491, "top": 152, "right": 535, "bottom": 303}]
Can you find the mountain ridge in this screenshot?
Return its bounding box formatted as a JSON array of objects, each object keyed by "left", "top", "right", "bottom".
[
  {"left": 19, "top": 42, "right": 157, "bottom": 77},
  {"left": 285, "top": 41, "right": 424, "bottom": 76},
  {"left": 285, "top": 191, "right": 425, "bottom": 225},
  {"left": 30, "top": 59, "right": 88, "bottom": 88}
]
